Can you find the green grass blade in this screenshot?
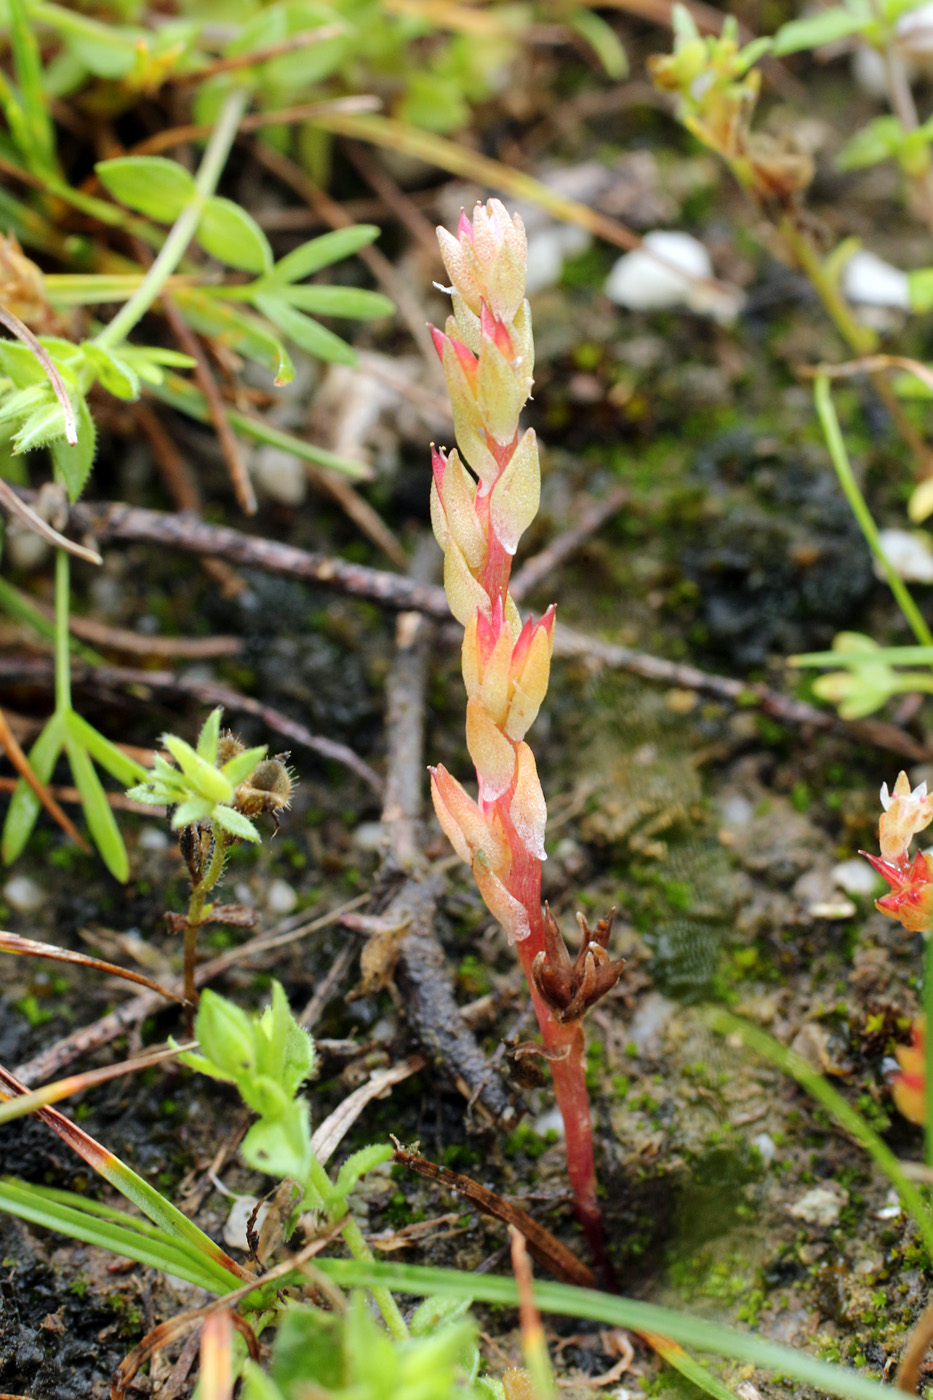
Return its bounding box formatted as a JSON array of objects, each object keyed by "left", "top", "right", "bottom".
[
  {"left": 0, "top": 1177, "right": 231, "bottom": 1291},
  {"left": 1, "top": 711, "right": 64, "bottom": 864},
  {"left": 151, "top": 373, "right": 372, "bottom": 478},
  {"left": 313, "top": 1259, "right": 891, "bottom": 1400},
  {"left": 708, "top": 1010, "right": 933, "bottom": 1257},
  {"left": 64, "top": 733, "right": 129, "bottom": 881},
  {"left": 791, "top": 645, "right": 933, "bottom": 668},
  {"left": 8, "top": 0, "right": 56, "bottom": 170},
  {"left": 66, "top": 709, "right": 149, "bottom": 784},
  {"left": 0, "top": 575, "right": 103, "bottom": 663}
]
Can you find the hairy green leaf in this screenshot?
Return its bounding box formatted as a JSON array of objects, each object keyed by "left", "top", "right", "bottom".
[
  {"left": 197, "top": 195, "right": 273, "bottom": 273},
  {"left": 96, "top": 155, "right": 196, "bottom": 221}
]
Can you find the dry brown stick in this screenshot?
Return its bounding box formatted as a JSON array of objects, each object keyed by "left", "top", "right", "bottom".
[
  {"left": 0, "top": 776, "right": 155, "bottom": 814},
  {"left": 161, "top": 292, "right": 257, "bottom": 515},
  {"left": 21, "top": 591, "right": 242, "bottom": 659},
  {"left": 13, "top": 895, "right": 369, "bottom": 1086},
  {"left": 510, "top": 485, "right": 629, "bottom": 603},
  {"left": 0, "top": 704, "right": 89, "bottom": 850},
  {"left": 343, "top": 139, "right": 439, "bottom": 260},
  {"left": 0, "top": 656, "right": 382, "bottom": 794},
  {"left": 167, "top": 25, "right": 343, "bottom": 85},
  {"left": 134, "top": 402, "right": 245, "bottom": 599},
  {"left": 7, "top": 491, "right": 927, "bottom": 760},
  {"left": 392, "top": 1145, "right": 595, "bottom": 1287},
  {"left": 895, "top": 1297, "right": 933, "bottom": 1394}
]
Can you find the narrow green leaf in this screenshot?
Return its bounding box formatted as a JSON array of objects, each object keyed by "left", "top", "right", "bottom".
[
  {"left": 773, "top": 5, "right": 870, "bottom": 53},
  {"left": 51, "top": 394, "right": 97, "bottom": 502},
  {"left": 175, "top": 289, "right": 295, "bottom": 386},
  {"left": 95, "top": 155, "right": 196, "bottom": 221},
  {"left": 220, "top": 744, "right": 267, "bottom": 785},
  {"left": 83, "top": 343, "right": 141, "bottom": 400},
  {"left": 1, "top": 712, "right": 64, "bottom": 864},
  {"left": 267, "top": 225, "right": 380, "bottom": 285},
  {"left": 196, "top": 706, "right": 223, "bottom": 763},
  {"left": 281, "top": 285, "right": 395, "bottom": 319},
  {"left": 254, "top": 294, "right": 356, "bottom": 366},
  {"left": 12, "top": 399, "right": 66, "bottom": 454},
  {"left": 65, "top": 737, "right": 129, "bottom": 881},
  {"left": 213, "top": 804, "right": 261, "bottom": 842},
  {"left": 197, "top": 196, "right": 273, "bottom": 273},
  {"left": 65, "top": 710, "right": 148, "bottom": 785},
  {"left": 315, "top": 1259, "right": 894, "bottom": 1400},
  {"left": 151, "top": 373, "right": 371, "bottom": 477},
  {"left": 8, "top": 0, "right": 56, "bottom": 170},
  {"left": 567, "top": 9, "right": 628, "bottom": 78},
  {"left": 837, "top": 114, "right": 902, "bottom": 171},
  {"left": 0, "top": 1178, "right": 232, "bottom": 1293}
]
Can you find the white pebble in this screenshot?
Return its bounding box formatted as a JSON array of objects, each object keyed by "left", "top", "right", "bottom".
[
  {"left": 751, "top": 1132, "right": 776, "bottom": 1163},
  {"left": 533, "top": 1108, "right": 565, "bottom": 1138},
  {"left": 877, "top": 527, "right": 933, "bottom": 582},
  {"left": 352, "top": 821, "right": 386, "bottom": 853},
  {"left": 605, "top": 231, "right": 743, "bottom": 322},
  {"left": 223, "top": 1195, "right": 268, "bottom": 1250},
  {"left": 266, "top": 877, "right": 298, "bottom": 916},
  {"left": 252, "top": 447, "right": 307, "bottom": 506},
  {"left": 3, "top": 875, "right": 45, "bottom": 913},
  {"left": 525, "top": 225, "right": 590, "bottom": 296},
  {"left": 138, "top": 826, "right": 170, "bottom": 851},
  {"left": 789, "top": 1183, "right": 847, "bottom": 1226},
  {"left": 842, "top": 250, "right": 910, "bottom": 310},
  {"left": 832, "top": 857, "right": 881, "bottom": 897}
]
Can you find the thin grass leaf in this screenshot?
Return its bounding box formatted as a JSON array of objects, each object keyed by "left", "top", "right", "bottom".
[
  {"left": 281, "top": 285, "right": 394, "bottom": 318},
  {"left": 707, "top": 1010, "right": 933, "bottom": 1258},
  {"left": 253, "top": 294, "right": 356, "bottom": 365},
  {"left": 0, "top": 1177, "right": 233, "bottom": 1292},
  {"left": 8, "top": 0, "right": 56, "bottom": 169},
  {"left": 791, "top": 644, "right": 933, "bottom": 668},
  {"left": 266, "top": 225, "right": 380, "bottom": 284},
  {"left": 176, "top": 289, "right": 295, "bottom": 386},
  {"left": 314, "top": 1259, "right": 893, "bottom": 1400},
  {"left": 64, "top": 735, "right": 129, "bottom": 881},
  {"left": 66, "top": 710, "right": 150, "bottom": 784},
  {"left": 1, "top": 712, "right": 64, "bottom": 864},
  {"left": 151, "top": 373, "right": 371, "bottom": 478}
]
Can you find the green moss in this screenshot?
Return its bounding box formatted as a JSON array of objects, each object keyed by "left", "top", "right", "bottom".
[{"left": 504, "top": 1121, "right": 557, "bottom": 1160}]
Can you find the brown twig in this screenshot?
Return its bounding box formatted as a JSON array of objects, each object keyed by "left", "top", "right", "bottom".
[
  {"left": 392, "top": 1144, "right": 595, "bottom": 1287},
  {"left": 13, "top": 895, "right": 369, "bottom": 1085},
  {"left": 0, "top": 931, "right": 185, "bottom": 1004},
  {"left": 0, "top": 655, "right": 382, "bottom": 794},
  {"left": 124, "top": 97, "right": 382, "bottom": 159},
  {"left": 167, "top": 25, "right": 344, "bottom": 85},
  {"left": 895, "top": 1296, "right": 933, "bottom": 1394},
  {"left": 161, "top": 292, "right": 257, "bottom": 515},
  {"left": 134, "top": 402, "right": 245, "bottom": 598},
  {"left": 0, "top": 776, "right": 156, "bottom": 814},
  {"left": 0, "top": 704, "right": 89, "bottom": 850},
  {"left": 6, "top": 491, "right": 926, "bottom": 759}
]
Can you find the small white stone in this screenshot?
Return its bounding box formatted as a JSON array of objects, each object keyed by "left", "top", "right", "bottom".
[
  {"left": 842, "top": 250, "right": 910, "bottom": 309},
  {"left": 266, "top": 877, "right": 298, "bottom": 916},
  {"left": 525, "top": 225, "right": 590, "bottom": 296},
  {"left": 605, "top": 231, "right": 744, "bottom": 322},
  {"left": 252, "top": 447, "right": 307, "bottom": 506},
  {"left": 873, "top": 1189, "right": 902, "bottom": 1221},
  {"left": 3, "top": 875, "right": 45, "bottom": 913},
  {"left": 533, "top": 1107, "right": 565, "bottom": 1138},
  {"left": 5, "top": 527, "right": 50, "bottom": 572},
  {"left": 898, "top": 3, "right": 933, "bottom": 54},
  {"left": 138, "top": 826, "right": 170, "bottom": 851},
  {"left": 877, "top": 527, "right": 933, "bottom": 582},
  {"left": 789, "top": 1183, "right": 848, "bottom": 1227},
  {"left": 808, "top": 897, "right": 857, "bottom": 920},
  {"left": 606, "top": 231, "right": 711, "bottom": 310},
  {"left": 751, "top": 1132, "right": 776, "bottom": 1163},
  {"left": 234, "top": 882, "right": 255, "bottom": 908},
  {"left": 352, "top": 821, "right": 385, "bottom": 853},
  {"left": 223, "top": 1195, "right": 268, "bottom": 1250},
  {"left": 832, "top": 857, "right": 881, "bottom": 897}
]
